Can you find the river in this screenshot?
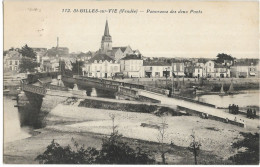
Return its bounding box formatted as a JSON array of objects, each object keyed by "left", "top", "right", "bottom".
[
  {"left": 4, "top": 96, "right": 31, "bottom": 143},
  {"left": 194, "top": 89, "right": 260, "bottom": 108}
]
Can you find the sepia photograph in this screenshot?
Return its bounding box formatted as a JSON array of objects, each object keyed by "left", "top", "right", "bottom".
[{"left": 2, "top": 0, "right": 260, "bottom": 165}]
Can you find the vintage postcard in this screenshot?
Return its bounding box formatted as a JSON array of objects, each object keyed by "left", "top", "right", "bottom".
[{"left": 2, "top": 0, "right": 259, "bottom": 165}]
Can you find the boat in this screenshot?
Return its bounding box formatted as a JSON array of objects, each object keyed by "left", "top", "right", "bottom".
[
  {"left": 219, "top": 83, "right": 227, "bottom": 96},
  {"left": 227, "top": 81, "right": 239, "bottom": 95}
]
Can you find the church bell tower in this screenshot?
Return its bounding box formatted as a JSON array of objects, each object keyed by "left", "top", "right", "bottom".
[{"left": 101, "top": 20, "right": 112, "bottom": 53}]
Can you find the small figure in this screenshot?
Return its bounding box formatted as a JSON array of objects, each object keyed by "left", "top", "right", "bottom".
[
  {"left": 249, "top": 109, "right": 252, "bottom": 119},
  {"left": 225, "top": 118, "right": 229, "bottom": 123},
  {"left": 253, "top": 109, "right": 256, "bottom": 119}
]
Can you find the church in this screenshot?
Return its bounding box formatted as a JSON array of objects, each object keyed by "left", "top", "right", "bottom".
[
  {"left": 83, "top": 20, "right": 143, "bottom": 78},
  {"left": 98, "top": 20, "right": 141, "bottom": 61}
]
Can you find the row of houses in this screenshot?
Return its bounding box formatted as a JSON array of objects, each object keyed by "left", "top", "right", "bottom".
[
  {"left": 4, "top": 46, "right": 259, "bottom": 79},
  {"left": 82, "top": 54, "right": 260, "bottom": 79}
]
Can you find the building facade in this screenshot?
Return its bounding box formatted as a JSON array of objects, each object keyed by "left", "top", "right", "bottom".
[
  {"left": 4, "top": 50, "right": 22, "bottom": 72},
  {"left": 230, "top": 62, "right": 258, "bottom": 78},
  {"left": 120, "top": 54, "right": 143, "bottom": 78},
  {"left": 83, "top": 54, "right": 120, "bottom": 78},
  {"left": 172, "top": 63, "right": 185, "bottom": 77}
]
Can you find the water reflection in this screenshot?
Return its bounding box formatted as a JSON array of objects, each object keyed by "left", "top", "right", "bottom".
[{"left": 4, "top": 96, "right": 31, "bottom": 143}]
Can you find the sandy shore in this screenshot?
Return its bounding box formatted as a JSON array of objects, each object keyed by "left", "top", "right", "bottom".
[
  {"left": 47, "top": 103, "right": 257, "bottom": 158},
  {"left": 4, "top": 101, "right": 258, "bottom": 164}
]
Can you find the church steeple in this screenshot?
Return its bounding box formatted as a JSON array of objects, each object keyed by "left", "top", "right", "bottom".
[
  {"left": 104, "top": 20, "right": 110, "bottom": 36},
  {"left": 101, "top": 19, "right": 112, "bottom": 52}
]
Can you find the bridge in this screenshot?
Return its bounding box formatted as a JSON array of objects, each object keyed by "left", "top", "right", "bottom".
[
  {"left": 20, "top": 72, "right": 259, "bottom": 130},
  {"left": 21, "top": 72, "right": 170, "bottom": 101}
]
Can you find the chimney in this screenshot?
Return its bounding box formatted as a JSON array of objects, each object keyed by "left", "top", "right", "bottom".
[{"left": 57, "top": 37, "right": 59, "bottom": 48}]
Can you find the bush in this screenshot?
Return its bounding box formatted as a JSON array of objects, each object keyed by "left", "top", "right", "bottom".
[
  {"left": 96, "top": 131, "right": 155, "bottom": 164},
  {"left": 35, "top": 132, "right": 155, "bottom": 164},
  {"left": 229, "top": 132, "right": 259, "bottom": 165},
  {"left": 35, "top": 139, "right": 99, "bottom": 164}
]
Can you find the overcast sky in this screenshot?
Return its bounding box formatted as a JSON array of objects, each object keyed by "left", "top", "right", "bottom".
[{"left": 4, "top": 1, "right": 259, "bottom": 58}]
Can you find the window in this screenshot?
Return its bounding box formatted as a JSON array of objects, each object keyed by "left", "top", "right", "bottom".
[
  {"left": 9, "top": 61, "right": 12, "bottom": 65},
  {"left": 15, "top": 61, "right": 18, "bottom": 65}
]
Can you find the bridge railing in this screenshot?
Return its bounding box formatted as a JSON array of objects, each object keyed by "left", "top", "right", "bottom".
[
  {"left": 144, "top": 86, "right": 170, "bottom": 96},
  {"left": 22, "top": 83, "right": 47, "bottom": 95},
  {"left": 70, "top": 75, "right": 170, "bottom": 96},
  {"left": 43, "top": 84, "right": 69, "bottom": 91},
  {"left": 118, "top": 86, "right": 139, "bottom": 98}
]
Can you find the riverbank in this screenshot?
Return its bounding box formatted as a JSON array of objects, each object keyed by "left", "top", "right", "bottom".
[{"left": 4, "top": 101, "right": 259, "bottom": 164}]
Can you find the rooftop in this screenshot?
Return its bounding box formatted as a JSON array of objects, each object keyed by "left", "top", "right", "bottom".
[
  {"left": 143, "top": 61, "right": 171, "bottom": 66},
  {"left": 88, "top": 53, "right": 115, "bottom": 63},
  {"left": 121, "top": 54, "right": 142, "bottom": 60}
]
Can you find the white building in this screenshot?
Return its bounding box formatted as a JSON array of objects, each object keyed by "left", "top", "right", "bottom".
[
  {"left": 120, "top": 54, "right": 143, "bottom": 78},
  {"left": 142, "top": 62, "right": 172, "bottom": 78},
  {"left": 4, "top": 50, "right": 22, "bottom": 72},
  {"left": 214, "top": 64, "right": 230, "bottom": 78},
  {"left": 204, "top": 60, "right": 215, "bottom": 77},
  {"left": 230, "top": 62, "right": 258, "bottom": 78},
  {"left": 83, "top": 53, "right": 120, "bottom": 78},
  {"left": 172, "top": 63, "right": 185, "bottom": 77},
  {"left": 193, "top": 66, "right": 203, "bottom": 78}
]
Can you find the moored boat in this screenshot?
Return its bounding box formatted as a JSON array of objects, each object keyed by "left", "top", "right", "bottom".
[{"left": 219, "top": 83, "right": 227, "bottom": 96}]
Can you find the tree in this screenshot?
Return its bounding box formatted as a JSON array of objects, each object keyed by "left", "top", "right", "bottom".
[
  {"left": 3, "top": 50, "right": 8, "bottom": 56},
  {"left": 157, "top": 117, "right": 168, "bottom": 164},
  {"left": 20, "top": 44, "right": 36, "bottom": 59},
  {"left": 19, "top": 57, "right": 38, "bottom": 73},
  {"left": 96, "top": 114, "right": 155, "bottom": 164},
  {"left": 216, "top": 53, "right": 234, "bottom": 64},
  {"left": 188, "top": 130, "right": 201, "bottom": 165},
  {"left": 71, "top": 60, "right": 84, "bottom": 75}
]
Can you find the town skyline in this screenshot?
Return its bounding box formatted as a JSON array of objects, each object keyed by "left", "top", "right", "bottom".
[{"left": 4, "top": 1, "right": 259, "bottom": 58}]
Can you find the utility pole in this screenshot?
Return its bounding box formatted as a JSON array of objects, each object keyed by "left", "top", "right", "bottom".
[
  {"left": 172, "top": 63, "right": 174, "bottom": 97},
  {"left": 78, "top": 59, "right": 79, "bottom": 76},
  {"left": 165, "top": 68, "right": 168, "bottom": 87}
]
